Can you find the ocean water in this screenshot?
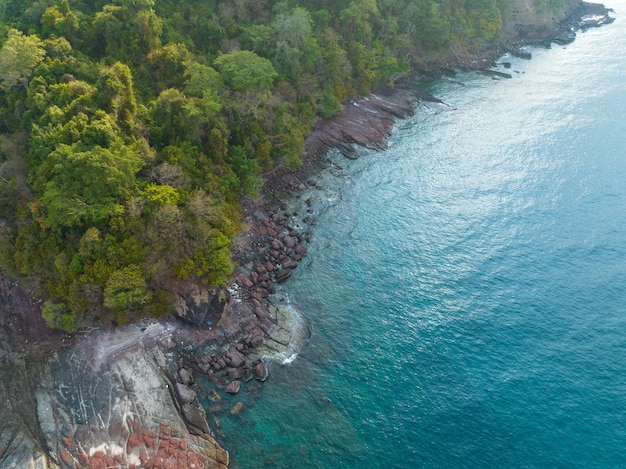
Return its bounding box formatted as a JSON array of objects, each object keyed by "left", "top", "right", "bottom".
[{"left": 207, "top": 5, "right": 626, "bottom": 468}]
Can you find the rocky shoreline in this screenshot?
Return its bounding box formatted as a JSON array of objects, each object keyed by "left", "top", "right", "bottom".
[{"left": 0, "top": 3, "right": 614, "bottom": 467}]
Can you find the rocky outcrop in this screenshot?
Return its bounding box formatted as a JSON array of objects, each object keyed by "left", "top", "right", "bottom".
[
  {"left": 505, "top": 1, "right": 614, "bottom": 45},
  {"left": 0, "top": 272, "right": 230, "bottom": 468},
  {"left": 35, "top": 336, "right": 228, "bottom": 469},
  {"left": 303, "top": 89, "right": 438, "bottom": 160}
]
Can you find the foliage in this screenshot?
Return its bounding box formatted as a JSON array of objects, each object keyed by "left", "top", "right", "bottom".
[
  {"left": 0, "top": 29, "right": 46, "bottom": 91},
  {"left": 0, "top": 0, "right": 579, "bottom": 329}
]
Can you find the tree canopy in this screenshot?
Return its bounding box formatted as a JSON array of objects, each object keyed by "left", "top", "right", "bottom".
[{"left": 0, "top": 0, "right": 579, "bottom": 330}]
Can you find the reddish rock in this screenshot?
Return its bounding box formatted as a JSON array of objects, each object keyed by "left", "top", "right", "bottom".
[
  {"left": 139, "top": 428, "right": 155, "bottom": 448},
  {"left": 227, "top": 367, "right": 242, "bottom": 380},
  {"left": 239, "top": 275, "right": 254, "bottom": 288},
  {"left": 59, "top": 448, "right": 74, "bottom": 466},
  {"left": 295, "top": 244, "right": 307, "bottom": 257},
  {"left": 226, "top": 381, "right": 241, "bottom": 394},
  {"left": 254, "top": 307, "right": 268, "bottom": 320},
  {"left": 226, "top": 348, "right": 246, "bottom": 368},
  {"left": 283, "top": 236, "right": 296, "bottom": 249},
  {"left": 127, "top": 434, "right": 140, "bottom": 449}
]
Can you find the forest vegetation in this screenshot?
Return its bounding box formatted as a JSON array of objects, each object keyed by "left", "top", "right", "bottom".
[{"left": 0, "top": 0, "right": 578, "bottom": 331}]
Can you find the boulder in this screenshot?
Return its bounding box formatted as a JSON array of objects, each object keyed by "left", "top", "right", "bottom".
[
  {"left": 283, "top": 236, "right": 297, "bottom": 249},
  {"left": 274, "top": 269, "right": 292, "bottom": 283},
  {"left": 230, "top": 402, "right": 245, "bottom": 415},
  {"left": 178, "top": 368, "right": 193, "bottom": 385},
  {"left": 282, "top": 259, "right": 298, "bottom": 270},
  {"left": 226, "top": 380, "right": 241, "bottom": 394},
  {"left": 254, "top": 307, "right": 268, "bottom": 320},
  {"left": 254, "top": 361, "right": 269, "bottom": 382},
  {"left": 239, "top": 275, "right": 254, "bottom": 288},
  {"left": 243, "top": 368, "right": 254, "bottom": 382},
  {"left": 176, "top": 382, "right": 197, "bottom": 404},
  {"left": 207, "top": 389, "right": 222, "bottom": 402},
  {"left": 227, "top": 367, "right": 243, "bottom": 380}
]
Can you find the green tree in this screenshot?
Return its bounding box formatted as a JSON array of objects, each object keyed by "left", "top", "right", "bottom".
[
  {"left": 35, "top": 141, "right": 143, "bottom": 230},
  {"left": 213, "top": 50, "right": 277, "bottom": 92},
  {"left": 103, "top": 264, "right": 148, "bottom": 311},
  {"left": 271, "top": 7, "right": 320, "bottom": 79},
  {"left": 0, "top": 28, "right": 46, "bottom": 91}
]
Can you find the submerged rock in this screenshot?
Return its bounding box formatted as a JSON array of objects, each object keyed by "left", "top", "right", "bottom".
[{"left": 230, "top": 402, "right": 245, "bottom": 416}]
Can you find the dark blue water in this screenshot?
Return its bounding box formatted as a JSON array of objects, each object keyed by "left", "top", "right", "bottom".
[{"left": 210, "top": 5, "right": 626, "bottom": 468}]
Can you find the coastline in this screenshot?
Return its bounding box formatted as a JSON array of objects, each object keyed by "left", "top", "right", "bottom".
[{"left": 0, "top": 2, "right": 614, "bottom": 467}]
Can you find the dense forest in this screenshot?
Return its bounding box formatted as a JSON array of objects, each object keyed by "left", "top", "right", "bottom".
[{"left": 0, "top": 0, "right": 577, "bottom": 331}]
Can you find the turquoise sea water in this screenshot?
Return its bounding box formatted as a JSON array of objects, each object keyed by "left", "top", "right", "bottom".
[{"left": 208, "top": 5, "right": 626, "bottom": 468}]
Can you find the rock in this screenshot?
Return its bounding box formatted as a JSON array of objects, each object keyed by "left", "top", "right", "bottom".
[
  {"left": 227, "top": 367, "right": 243, "bottom": 380},
  {"left": 181, "top": 401, "right": 211, "bottom": 435},
  {"left": 255, "top": 361, "right": 269, "bottom": 382},
  {"left": 176, "top": 382, "right": 197, "bottom": 404},
  {"left": 274, "top": 269, "right": 292, "bottom": 283},
  {"left": 283, "top": 236, "right": 297, "bottom": 249},
  {"left": 226, "top": 347, "right": 246, "bottom": 368},
  {"left": 243, "top": 368, "right": 254, "bottom": 382},
  {"left": 178, "top": 367, "right": 193, "bottom": 385},
  {"left": 226, "top": 380, "right": 241, "bottom": 394},
  {"left": 239, "top": 275, "right": 254, "bottom": 288},
  {"left": 254, "top": 307, "right": 268, "bottom": 320},
  {"left": 282, "top": 259, "right": 298, "bottom": 270},
  {"left": 23, "top": 333, "right": 229, "bottom": 468},
  {"left": 230, "top": 402, "right": 245, "bottom": 415},
  {"left": 207, "top": 389, "right": 222, "bottom": 402}
]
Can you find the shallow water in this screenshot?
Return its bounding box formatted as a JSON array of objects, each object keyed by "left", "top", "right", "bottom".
[{"left": 204, "top": 4, "right": 626, "bottom": 468}]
